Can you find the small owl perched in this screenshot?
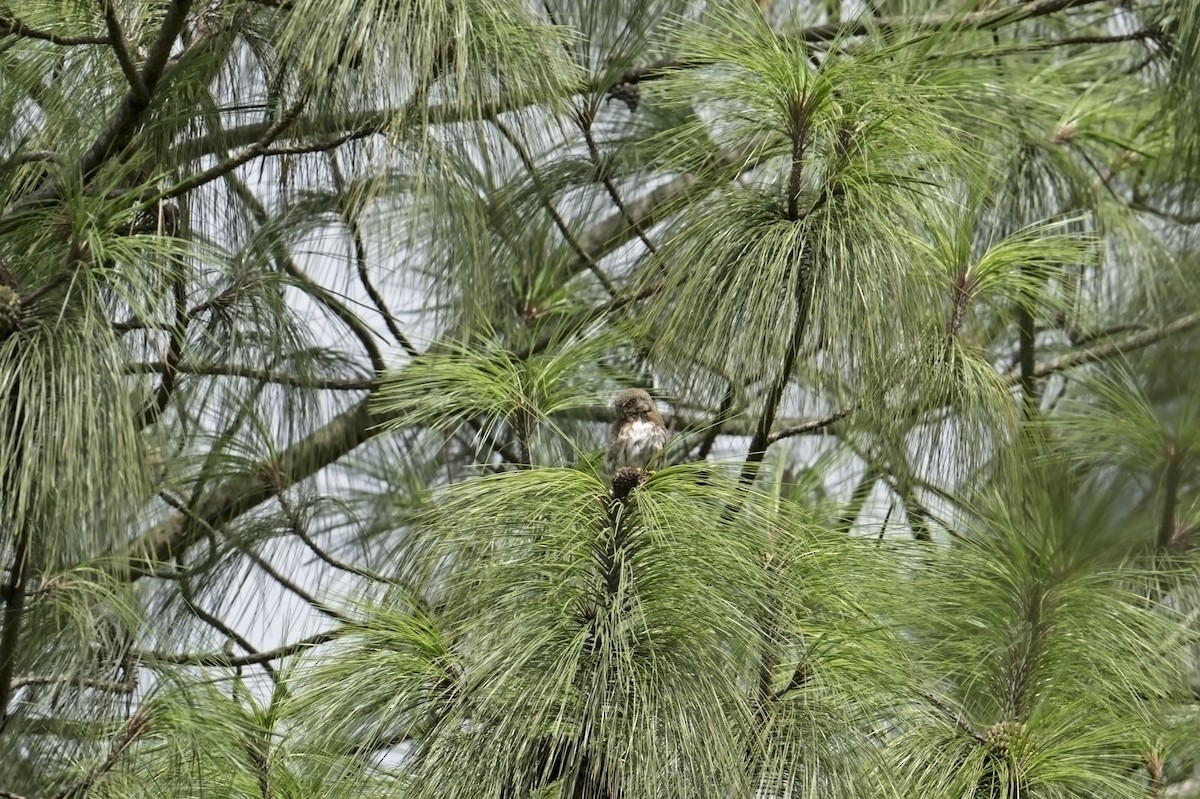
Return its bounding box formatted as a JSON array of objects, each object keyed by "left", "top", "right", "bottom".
[{"left": 605, "top": 388, "right": 668, "bottom": 474}]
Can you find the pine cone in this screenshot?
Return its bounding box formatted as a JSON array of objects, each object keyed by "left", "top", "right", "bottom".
[
  {"left": 610, "top": 466, "right": 646, "bottom": 500},
  {"left": 0, "top": 284, "right": 22, "bottom": 334},
  {"left": 983, "top": 719, "right": 1035, "bottom": 761}
]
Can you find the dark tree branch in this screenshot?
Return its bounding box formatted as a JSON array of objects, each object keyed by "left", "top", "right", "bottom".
[
  {"left": 179, "top": 570, "right": 276, "bottom": 681},
  {"left": 0, "top": 531, "right": 29, "bottom": 725},
  {"left": 693, "top": 384, "right": 736, "bottom": 461},
  {"left": 1006, "top": 309, "right": 1200, "bottom": 383},
  {"left": 740, "top": 101, "right": 813, "bottom": 485},
  {"left": 138, "top": 272, "right": 188, "bottom": 428},
  {"left": 124, "top": 399, "right": 376, "bottom": 577},
  {"left": 328, "top": 161, "right": 419, "bottom": 358},
  {"left": 0, "top": 15, "right": 108, "bottom": 45},
  {"left": 100, "top": 0, "right": 147, "bottom": 98},
  {"left": 123, "top": 303, "right": 1200, "bottom": 587},
  {"left": 12, "top": 0, "right": 194, "bottom": 209},
  {"left": 609, "top": 0, "right": 1110, "bottom": 87},
  {"left": 274, "top": 488, "right": 393, "bottom": 586},
  {"left": 1017, "top": 304, "right": 1037, "bottom": 407},
  {"left": 1158, "top": 448, "right": 1184, "bottom": 551},
  {"left": 226, "top": 175, "right": 386, "bottom": 375},
  {"left": 12, "top": 672, "right": 136, "bottom": 694},
  {"left": 54, "top": 710, "right": 152, "bottom": 799},
  {"left": 799, "top": 0, "right": 1108, "bottom": 43},
  {"left": 127, "top": 360, "right": 373, "bottom": 391},
  {"left": 576, "top": 104, "right": 658, "bottom": 258},
  {"left": 923, "top": 692, "right": 986, "bottom": 745},
  {"left": 958, "top": 26, "right": 1162, "bottom": 58},
  {"left": 1131, "top": 199, "right": 1200, "bottom": 226},
  {"left": 238, "top": 540, "right": 349, "bottom": 623}
]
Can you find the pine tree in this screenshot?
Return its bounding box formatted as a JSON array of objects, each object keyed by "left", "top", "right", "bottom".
[{"left": 0, "top": 0, "right": 1198, "bottom": 797}]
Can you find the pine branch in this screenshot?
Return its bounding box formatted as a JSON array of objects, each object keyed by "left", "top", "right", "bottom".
[
  {"left": 0, "top": 15, "right": 107, "bottom": 45},
  {"left": 0, "top": 530, "right": 29, "bottom": 724},
  {"left": 133, "top": 629, "right": 341, "bottom": 667},
  {"left": 123, "top": 399, "right": 376, "bottom": 577},
  {"left": 227, "top": 175, "right": 386, "bottom": 374},
  {"left": 1158, "top": 448, "right": 1184, "bottom": 551},
  {"left": 576, "top": 104, "right": 658, "bottom": 258},
  {"left": 126, "top": 360, "right": 373, "bottom": 391},
  {"left": 11, "top": 672, "right": 136, "bottom": 694},
  {"left": 100, "top": 0, "right": 146, "bottom": 97},
  {"left": 53, "top": 710, "right": 152, "bottom": 799},
  {"left": 9, "top": 0, "right": 194, "bottom": 209},
  {"left": 137, "top": 272, "right": 188, "bottom": 429},
  {"left": 161, "top": 94, "right": 309, "bottom": 201},
  {"left": 767, "top": 406, "right": 854, "bottom": 444},
  {"left": 493, "top": 116, "right": 616, "bottom": 296},
  {"left": 800, "top": 0, "right": 1108, "bottom": 43},
  {"left": 1007, "top": 309, "right": 1200, "bottom": 382},
  {"left": 327, "top": 157, "right": 419, "bottom": 358}
]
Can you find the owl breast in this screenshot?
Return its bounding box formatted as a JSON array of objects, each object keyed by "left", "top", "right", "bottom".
[{"left": 610, "top": 418, "right": 668, "bottom": 471}]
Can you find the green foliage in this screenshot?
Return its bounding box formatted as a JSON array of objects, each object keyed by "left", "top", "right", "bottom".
[{"left": 2, "top": 0, "right": 1200, "bottom": 798}]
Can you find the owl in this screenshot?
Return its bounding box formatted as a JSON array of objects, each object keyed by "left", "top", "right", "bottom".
[{"left": 605, "top": 388, "right": 668, "bottom": 474}]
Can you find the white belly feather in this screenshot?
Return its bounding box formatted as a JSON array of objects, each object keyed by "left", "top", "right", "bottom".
[{"left": 610, "top": 418, "right": 668, "bottom": 471}]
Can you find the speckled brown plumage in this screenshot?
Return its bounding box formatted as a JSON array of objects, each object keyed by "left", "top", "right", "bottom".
[{"left": 605, "top": 388, "right": 668, "bottom": 475}]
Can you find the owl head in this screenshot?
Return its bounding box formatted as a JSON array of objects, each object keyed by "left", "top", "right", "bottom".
[{"left": 614, "top": 388, "right": 655, "bottom": 419}]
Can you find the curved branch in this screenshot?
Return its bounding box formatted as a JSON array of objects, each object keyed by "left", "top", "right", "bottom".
[
  {"left": 226, "top": 175, "right": 386, "bottom": 374},
  {"left": 124, "top": 399, "right": 376, "bottom": 577},
  {"left": 493, "top": 116, "right": 616, "bottom": 296},
  {"left": 161, "top": 94, "right": 309, "bottom": 201},
  {"left": 767, "top": 406, "right": 854, "bottom": 444},
  {"left": 326, "top": 155, "right": 419, "bottom": 357}
]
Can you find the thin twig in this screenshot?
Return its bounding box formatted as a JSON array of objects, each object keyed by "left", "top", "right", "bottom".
[
  {"left": 275, "top": 490, "right": 392, "bottom": 585},
  {"left": 694, "top": 384, "right": 736, "bottom": 460},
  {"left": 327, "top": 155, "right": 419, "bottom": 357},
  {"left": 577, "top": 105, "right": 658, "bottom": 259},
  {"left": 239, "top": 541, "right": 350, "bottom": 623},
  {"left": 54, "top": 710, "right": 152, "bottom": 799},
  {"left": 226, "top": 175, "right": 386, "bottom": 374},
  {"left": 767, "top": 406, "right": 854, "bottom": 444},
  {"left": 161, "top": 94, "right": 309, "bottom": 201},
  {"left": 138, "top": 271, "right": 188, "bottom": 428},
  {"left": 492, "top": 116, "right": 617, "bottom": 296},
  {"left": 132, "top": 629, "right": 341, "bottom": 667},
  {"left": 180, "top": 575, "right": 277, "bottom": 681},
  {"left": 922, "top": 691, "right": 986, "bottom": 745}
]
